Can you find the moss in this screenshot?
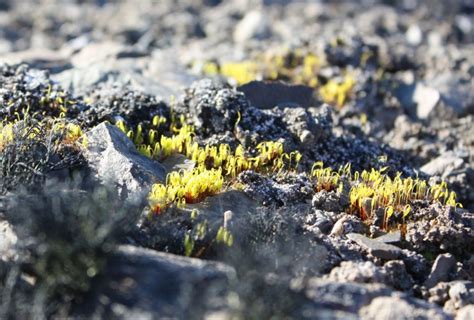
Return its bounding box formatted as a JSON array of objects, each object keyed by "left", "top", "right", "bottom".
[{"left": 311, "top": 162, "right": 462, "bottom": 229}]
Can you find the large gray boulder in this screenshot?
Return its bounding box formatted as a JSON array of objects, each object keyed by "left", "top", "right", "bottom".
[
  {"left": 75, "top": 245, "right": 236, "bottom": 319},
  {"left": 83, "top": 122, "right": 166, "bottom": 201}
]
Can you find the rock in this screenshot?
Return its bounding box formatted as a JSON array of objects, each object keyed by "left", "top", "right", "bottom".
[
  {"left": 0, "top": 220, "right": 16, "bottom": 262},
  {"left": 401, "top": 250, "right": 431, "bottom": 282},
  {"left": 238, "top": 81, "right": 316, "bottom": 109},
  {"left": 312, "top": 190, "right": 346, "bottom": 213},
  {"left": 383, "top": 260, "right": 414, "bottom": 292},
  {"left": 420, "top": 151, "right": 465, "bottom": 178},
  {"left": 160, "top": 153, "right": 195, "bottom": 174},
  {"left": 176, "top": 79, "right": 246, "bottom": 138},
  {"left": 305, "top": 278, "right": 392, "bottom": 312},
  {"left": 406, "top": 25, "right": 423, "bottom": 46},
  {"left": 430, "top": 73, "right": 474, "bottom": 116},
  {"left": 238, "top": 171, "right": 313, "bottom": 207},
  {"left": 424, "top": 254, "right": 457, "bottom": 289},
  {"left": 0, "top": 48, "right": 71, "bottom": 73},
  {"left": 359, "top": 296, "right": 449, "bottom": 320},
  {"left": 233, "top": 10, "right": 271, "bottom": 43},
  {"left": 307, "top": 209, "right": 335, "bottom": 234},
  {"left": 448, "top": 281, "right": 474, "bottom": 310},
  {"left": 405, "top": 204, "right": 474, "bottom": 257},
  {"left": 304, "top": 278, "right": 393, "bottom": 313},
  {"left": 83, "top": 123, "right": 166, "bottom": 201},
  {"left": 456, "top": 305, "right": 474, "bottom": 320},
  {"left": 75, "top": 245, "right": 235, "bottom": 319},
  {"left": 280, "top": 106, "right": 330, "bottom": 146},
  {"left": 53, "top": 48, "right": 197, "bottom": 98},
  {"left": 346, "top": 233, "right": 402, "bottom": 260},
  {"left": 330, "top": 216, "right": 348, "bottom": 237},
  {"left": 375, "top": 230, "right": 402, "bottom": 244},
  {"left": 326, "top": 261, "right": 388, "bottom": 284},
  {"left": 427, "top": 282, "right": 451, "bottom": 305},
  {"left": 413, "top": 84, "right": 441, "bottom": 119},
  {"left": 394, "top": 82, "right": 441, "bottom": 119}
]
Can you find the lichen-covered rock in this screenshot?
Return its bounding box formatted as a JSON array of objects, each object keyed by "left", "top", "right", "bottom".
[
  {"left": 176, "top": 79, "right": 244, "bottom": 138},
  {"left": 405, "top": 203, "right": 474, "bottom": 257},
  {"left": 312, "top": 190, "right": 348, "bottom": 213},
  {"left": 238, "top": 171, "right": 313, "bottom": 207},
  {"left": 80, "top": 85, "right": 170, "bottom": 128},
  {"left": 383, "top": 260, "right": 414, "bottom": 292}
]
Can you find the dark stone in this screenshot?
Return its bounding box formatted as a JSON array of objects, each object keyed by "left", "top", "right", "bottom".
[
  {"left": 347, "top": 233, "right": 402, "bottom": 260},
  {"left": 238, "top": 81, "right": 316, "bottom": 109}
]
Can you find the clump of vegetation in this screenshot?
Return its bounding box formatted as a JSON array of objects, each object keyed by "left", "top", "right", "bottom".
[
  {"left": 319, "top": 74, "right": 356, "bottom": 108},
  {"left": 1, "top": 179, "right": 141, "bottom": 318},
  {"left": 0, "top": 115, "right": 85, "bottom": 194},
  {"left": 117, "top": 116, "right": 301, "bottom": 179},
  {"left": 148, "top": 166, "right": 224, "bottom": 214},
  {"left": 311, "top": 161, "right": 462, "bottom": 229}
]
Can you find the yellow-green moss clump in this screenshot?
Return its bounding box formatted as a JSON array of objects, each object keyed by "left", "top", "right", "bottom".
[{"left": 311, "top": 162, "right": 462, "bottom": 229}]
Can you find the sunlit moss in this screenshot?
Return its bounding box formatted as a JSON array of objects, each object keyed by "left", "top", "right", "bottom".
[
  {"left": 311, "top": 162, "right": 462, "bottom": 229},
  {"left": 319, "top": 74, "right": 356, "bottom": 108}
]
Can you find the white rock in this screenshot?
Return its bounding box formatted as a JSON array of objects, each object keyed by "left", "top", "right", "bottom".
[
  {"left": 413, "top": 83, "right": 440, "bottom": 119},
  {"left": 233, "top": 10, "right": 270, "bottom": 43},
  {"left": 406, "top": 25, "right": 423, "bottom": 46}
]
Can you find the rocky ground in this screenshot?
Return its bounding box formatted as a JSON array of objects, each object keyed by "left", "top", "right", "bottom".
[{"left": 0, "top": 0, "right": 473, "bottom": 319}]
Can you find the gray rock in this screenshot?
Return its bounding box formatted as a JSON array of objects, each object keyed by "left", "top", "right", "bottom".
[
  {"left": 359, "top": 296, "right": 449, "bottom": 320},
  {"left": 83, "top": 123, "right": 166, "bottom": 201},
  {"left": 238, "top": 81, "right": 316, "bottom": 109},
  {"left": 0, "top": 48, "right": 71, "bottom": 73},
  {"left": 326, "top": 261, "right": 388, "bottom": 284},
  {"left": 312, "top": 190, "right": 347, "bottom": 213},
  {"left": 53, "top": 48, "right": 197, "bottom": 99},
  {"left": 431, "top": 73, "right": 474, "bottom": 116},
  {"left": 395, "top": 82, "right": 441, "bottom": 119},
  {"left": 383, "top": 260, "right": 414, "bottom": 292},
  {"left": 424, "top": 253, "right": 457, "bottom": 289},
  {"left": 420, "top": 151, "right": 465, "bottom": 178},
  {"left": 304, "top": 278, "right": 393, "bottom": 313},
  {"left": 233, "top": 10, "right": 271, "bottom": 43},
  {"left": 375, "top": 230, "right": 402, "bottom": 244},
  {"left": 346, "top": 233, "right": 402, "bottom": 260},
  {"left": 160, "top": 153, "right": 195, "bottom": 174},
  {"left": 75, "top": 245, "right": 235, "bottom": 319}
]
